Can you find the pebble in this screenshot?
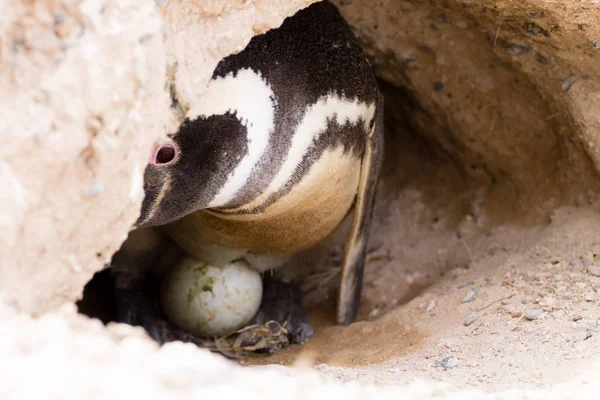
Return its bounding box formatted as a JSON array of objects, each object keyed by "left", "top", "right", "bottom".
[
  {"left": 462, "top": 289, "right": 477, "bottom": 303},
  {"left": 562, "top": 292, "right": 574, "bottom": 300},
  {"left": 570, "top": 259, "right": 580, "bottom": 269},
  {"left": 54, "top": 13, "right": 65, "bottom": 24},
  {"left": 553, "top": 274, "right": 566, "bottom": 282},
  {"left": 440, "top": 356, "right": 459, "bottom": 369},
  {"left": 524, "top": 309, "right": 543, "bottom": 320},
  {"left": 504, "top": 304, "right": 523, "bottom": 318},
  {"left": 426, "top": 300, "right": 438, "bottom": 313},
  {"left": 573, "top": 314, "right": 582, "bottom": 321},
  {"left": 457, "top": 281, "right": 471, "bottom": 289},
  {"left": 395, "top": 53, "right": 417, "bottom": 64},
  {"left": 464, "top": 312, "right": 479, "bottom": 326},
  {"left": 584, "top": 292, "right": 596, "bottom": 302},
  {"left": 571, "top": 334, "right": 587, "bottom": 343},
  {"left": 562, "top": 77, "right": 576, "bottom": 93},
  {"left": 501, "top": 299, "right": 512, "bottom": 305},
  {"left": 586, "top": 323, "right": 598, "bottom": 332},
  {"left": 588, "top": 267, "right": 600, "bottom": 277}
]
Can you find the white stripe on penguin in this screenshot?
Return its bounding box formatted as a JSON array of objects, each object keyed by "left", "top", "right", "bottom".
[
  {"left": 236, "top": 94, "right": 376, "bottom": 210},
  {"left": 187, "top": 68, "right": 276, "bottom": 207}
]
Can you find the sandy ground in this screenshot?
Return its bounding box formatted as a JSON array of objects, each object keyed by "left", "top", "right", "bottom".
[
  {"left": 241, "top": 80, "right": 600, "bottom": 392},
  {"left": 248, "top": 204, "right": 600, "bottom": 391},
  {"left": 234, "top": 1, "right": 600, "bottom": 391}
]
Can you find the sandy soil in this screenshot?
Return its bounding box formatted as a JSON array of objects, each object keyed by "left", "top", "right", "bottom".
[
  {"left": 236, "top": 0, "right": 600, "bottom": 391},
  {"left": 244, "top": 113, "right": 600, "bottom": 390}
]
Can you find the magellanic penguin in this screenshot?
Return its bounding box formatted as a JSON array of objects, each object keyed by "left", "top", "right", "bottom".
[{"left": 116, "top": 0, "right": 384, "bottom": 348}]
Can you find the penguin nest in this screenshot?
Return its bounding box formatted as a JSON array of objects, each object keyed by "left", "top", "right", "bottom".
[{"left": 4, "top": 0, "right": 600, "bottom": 398}]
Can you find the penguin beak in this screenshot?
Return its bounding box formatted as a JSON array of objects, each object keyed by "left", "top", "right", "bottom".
[{"left": 133, "top": 181, "right": 164, "bottom": 229}]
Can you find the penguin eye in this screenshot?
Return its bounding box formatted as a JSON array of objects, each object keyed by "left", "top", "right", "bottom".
[{"left": 153, "top": 143, "right": 178, "bottom": 165}]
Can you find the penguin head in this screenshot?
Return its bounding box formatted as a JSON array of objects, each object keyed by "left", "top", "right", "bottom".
[{"left": 135, "top": 113, "right": 248, "bottom": 228}]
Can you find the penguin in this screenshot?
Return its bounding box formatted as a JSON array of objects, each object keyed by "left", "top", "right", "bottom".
[{"left": 113, "top": 0, "right": 384, "bottom": 349}]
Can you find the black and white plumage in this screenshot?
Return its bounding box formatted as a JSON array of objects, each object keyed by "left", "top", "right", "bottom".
[{"left": 124, "top": 0, "right": 384, "bottom": 346}]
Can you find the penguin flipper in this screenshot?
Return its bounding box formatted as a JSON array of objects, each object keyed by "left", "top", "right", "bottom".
[{"left": 337, "top": 93, "right": 384, "bottom": 325}]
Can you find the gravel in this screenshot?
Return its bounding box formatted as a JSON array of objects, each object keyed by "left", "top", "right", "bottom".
[
  {"left": 588, "top": 267, "right": 600, "bottom": 277},
  {"left": 457, "top": 281, "right": 471, "bottom": 289},
  {"left": 440, "top": 356, "right": 459, "bottom": 369},
  {"left": 584, "top": 292, "right": 596, "bottom": 302},
  {"left": 464, "top": 312, "right": 480, "bottom": 326},
  {"left": 462, "top": 289, "right": 477, "bottom": 303},
  {"left": 524, "top": 310, "right": 543, "bottom": 320}
]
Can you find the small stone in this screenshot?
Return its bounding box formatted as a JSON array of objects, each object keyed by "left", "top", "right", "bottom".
[
  {"left": 505, "top": 43, "right": 529, "bottom": 56},
  {"left": 573, "top": 314, "right": 582, "bottom": 321},
  {"left": 434, "top": 82, "right": 445, "bottom": 92},
  {"left": 67, "top": 254, "right": 83, "bottom": 272},
  {"left": 586, "top": 323, "right": 598, "bottom": 332},
  {"left": 501, "top": 299, "right": 512, "bottom": 306},
  {"left": 562, "top": 77, "right": 577, "bottom": 92},
  {"left": 457, "top": 281, "right": 470, "bottom": 289},
  {"left": 440, "top": 356, "right": 459, "bottom": 369},
  {"left": 368, "top": 308, "right": 382, "bottom": 320},
  {"left": 426, "top": 300, "right": 438, "bottom": 313},
  {"left": 554, "top": 274, "right": 566, "bottom": 282},
  {"left": 462, "top": 289, "right": 477, "bottom": 303},
  {"left": 571, "top": 334, "right": 585, "bottom": 343},
  {"left": 54, "top": 13, "right": 65, "bottom": 24},
  {"left": 504, "top": 304, "right": 523, "bottom": 318},
  {"left": 464, "top": 312, "right": 479, "bottom": 326},
  {"left": 395, "top": 53, "right": 417, "bottom": 64},
  {"left": 588, "top": 267, "right": 600, "bottom": 277},
  {"left": 569, "top": 259, "right": 580, "bottom": 269},
  {"left": 543, "top": 295, "right": 556, "bottom": 307},
  {"left": 584, "top": 292, "right": 596, "bottom": 302},
  {"left": 524, "top": 309, "right": 543, "bottom": 320}
]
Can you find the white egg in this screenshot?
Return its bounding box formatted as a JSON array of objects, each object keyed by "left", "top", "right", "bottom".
[{"left": 160, "top": 257, "right": 263, "bottom": 338}]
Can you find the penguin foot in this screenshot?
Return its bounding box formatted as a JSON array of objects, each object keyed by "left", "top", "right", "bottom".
[
  {"left": 113, "top": 271, "right": 202, "bottom": 345},
  {"left": 247, "top": 275, "right": 314, "bottom": 345},
  {"left": 112, "top": 271, "right": 313, "bottom": 355}
]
